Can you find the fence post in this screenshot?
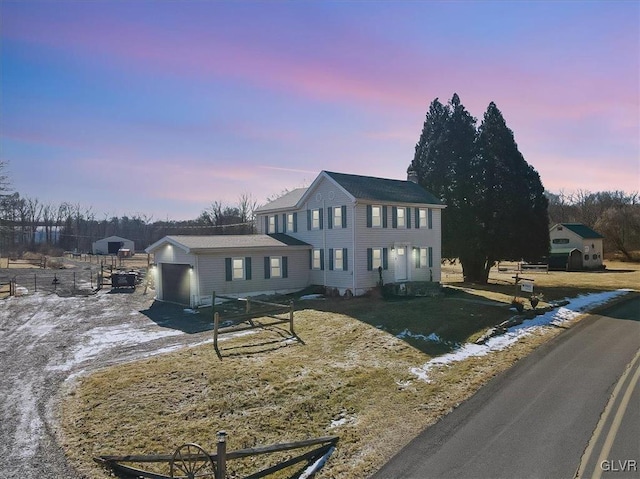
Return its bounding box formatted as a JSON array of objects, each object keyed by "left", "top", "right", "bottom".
[
  {"left": 289, "top": 300, "right": 295, "bottom": 336},
  {"left": 216, "top": 431, "right": 227, "bottom": 479},
  {"left": 213, "top": 312, "right": 220, "bottom": 351}
]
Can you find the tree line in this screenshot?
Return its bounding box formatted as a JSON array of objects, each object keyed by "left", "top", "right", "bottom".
[{"left": 0, "top": 162, "right": 259, "bottom": 255}]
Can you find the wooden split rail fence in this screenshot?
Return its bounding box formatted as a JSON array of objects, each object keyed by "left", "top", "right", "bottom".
[
  {"left": 212, "top": 292, "right": 296, "bottom": 353},
  {"left": 96, "top": 433, "right": 338, "bottom": 479}
]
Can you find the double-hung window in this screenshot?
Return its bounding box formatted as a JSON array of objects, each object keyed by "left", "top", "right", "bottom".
[
  {"left": 334, "top": 249, "right": 343, "bottom": 270},
  {"left": 287, "top": 213, "right": 295, "bottom": 233},
  {"left": 420, "top": 248, "right": 428, "bottom": 268},
  {"left": 268, "top": 215, "right": 277, "bottom": 234},
  {"left": 233, "top": 258, "right": 245, "bottom": 280},
  {"left": 372, "top": 205, "right": 382, "bottom": 227},
  {"left": 372, "top": 248, "right": 382, "bottom": 270},
  {"left": 397, "top": 207, "right": 405, "bottom": 228},
  {"left": 312, "top": 209, "right": 321, "bottom": 230},
  {"left": 270, "top": 257, "right": 281, "bottom": 278},
  {"left": 333, "top": 207, "right": 342, "bottom": 228},
  {"left": 419, "top": 208, "right": 427, "bottom": 228},
  {"left": 312, "top": 249, "right": 322, "bottom": 270}
]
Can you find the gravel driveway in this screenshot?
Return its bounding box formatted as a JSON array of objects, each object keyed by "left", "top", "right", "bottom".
[{"left": 0, "top": 273, "right": 214, "bottom": 478}]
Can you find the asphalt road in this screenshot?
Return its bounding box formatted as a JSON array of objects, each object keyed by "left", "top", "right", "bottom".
[{"left": 371, "top": 297, "right": 640, "bottom": 479}]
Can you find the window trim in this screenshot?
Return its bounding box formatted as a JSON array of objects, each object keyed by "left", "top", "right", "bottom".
[
  {"left": 312, "top": 249, "right": 322, "bottom": 270},
  {"left": 371, "top": 205, "right": 382, "bottom": 228},
  {"left": 312, "top": 209, "right": 321, "bottom": 230},
  {"left": 232, "top": 257, "right": 245, "bottom": 280},
  {"left": 270, "top": 256, "right": 282, "bottom": 278}
]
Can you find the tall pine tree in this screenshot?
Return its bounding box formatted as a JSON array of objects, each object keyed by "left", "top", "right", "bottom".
[{"left": 410, "top": 96, "right": 549, "bottom": 283}]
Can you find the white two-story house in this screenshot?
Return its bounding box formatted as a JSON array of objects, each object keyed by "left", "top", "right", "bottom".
[{"left": 146, "top": 170, "right": 445, "bottom": 306}]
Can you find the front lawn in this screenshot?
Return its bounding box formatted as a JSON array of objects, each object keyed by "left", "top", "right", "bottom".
[{"left": 60, "top": 261, "right": 638, "bottom": 478}]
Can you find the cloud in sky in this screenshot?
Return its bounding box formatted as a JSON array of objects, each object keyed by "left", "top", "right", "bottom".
[{"left": 0, "top": 1, "right": 638, "bottom": 220}]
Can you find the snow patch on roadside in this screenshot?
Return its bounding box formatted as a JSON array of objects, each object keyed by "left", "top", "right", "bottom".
[{"left": 409, "top": 289, "right": 630, "bottom": 383}]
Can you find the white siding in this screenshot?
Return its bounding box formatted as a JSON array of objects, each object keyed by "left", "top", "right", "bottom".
[
  {"left": 352, "top": 204, "right": 443, "bottom": 294},
  {"left": 255, "top": 175, "right": 444, "bottom": 295},
  {"left": 195, "top": 248, "right": 310, "bottom": 304}
]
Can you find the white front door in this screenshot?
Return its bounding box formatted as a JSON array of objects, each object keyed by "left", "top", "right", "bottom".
[{"left": 395, "top": 246, "right": 408, "bottom": 281}]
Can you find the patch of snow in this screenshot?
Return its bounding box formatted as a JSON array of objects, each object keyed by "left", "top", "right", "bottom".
[
  {"left": 49, "top": 324, "right": 184, "bottom": 372},
  {"left": 299, "top": 446, "right": 336, "bottom": 479},
  {"left": 300, "top": 294, "right": 324, "bottom": 300},
  {"left": 409, "top": 289, "right": 630, "bottom": 383},
  {"left": 397, "top": 329, "right": 443, "bottom": 342},
  {"left": 183, "top": 308, "right": 199, "bottom": 314}
]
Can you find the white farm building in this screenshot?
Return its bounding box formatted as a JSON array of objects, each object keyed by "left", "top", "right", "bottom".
[{"left": 92, "top": 235, "right": 135, "bottom": 255}]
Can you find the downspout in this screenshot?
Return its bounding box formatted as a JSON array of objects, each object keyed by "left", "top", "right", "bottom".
[
  {"left": 194, "top": 253, "right": 201, "bottom": 307},
  {"left": 323, "top": 199, "right": 327, "bottom": 288},
  {"left": 352, "top": 201, "right": 357, "bottom": 295}
]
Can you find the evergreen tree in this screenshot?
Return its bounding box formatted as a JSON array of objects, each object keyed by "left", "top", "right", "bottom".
[
  {"left": 410, "top": 96, "right": 549, "bottom": 283},
  {"left": 475, "top": 102, "right": 549, "bottom": 281}
]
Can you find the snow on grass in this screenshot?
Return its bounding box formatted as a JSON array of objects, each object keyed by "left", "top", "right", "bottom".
[
  {"left": 409, "top": 289, "right": 630, "bottom": 383},
  {"left": 50, "top": 324, "right": 184, "bottom": 372}
]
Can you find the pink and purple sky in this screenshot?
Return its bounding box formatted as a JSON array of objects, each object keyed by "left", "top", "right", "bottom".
[{"left": 1, "top": 1, "right": 638, "bottom": 221}]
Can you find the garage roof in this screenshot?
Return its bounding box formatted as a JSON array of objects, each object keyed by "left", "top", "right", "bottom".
[{"left": 145, "top": 234, "right": 310, "bottom": 254}]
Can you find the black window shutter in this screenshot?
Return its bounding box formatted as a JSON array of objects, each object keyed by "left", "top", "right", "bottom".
[
  {"left": 308, "top": 249, "right": 312, "bottom": 269},
  {"left": 274, "top": 215, "right": 279, "bottom": 233},
  {"left": 407, "top": 207, "right": 411, "bottom": 229},
  {"left": 367, "top": 248, "right": 373, "bottom": 271},
  {"left": 415, "top": 208, "right": 420, "bottom": 228},
  {"left": 382, "top": 206, "right": 388, "bottom": 228},
  {"left": 328, "top": 206, "right": 333, "bottom": 229},
  {"left": 283, "top": 257, "right": 288, "bottom": 278},
  {"left": 341, "top": 205, "right": 347, "bottom": 228},
  {"left": 264, "top": 216, "right": 269, "bottom": 233},
  {"left": 293, "top": 212, "right": 298, "bottom": 232},
  {"left": 428, "top": 208, "right": 433, "bottom": 229},
  {"left": 383, "top": 248, "right": 389, "bottom": 270},
  {"left": 329, "top": 248, "right": 334, "bottom": 271},
  {"left": 343, "top": 248, "right": 348, "bottom": 271},
  {"left": 264, "top": 256, "right": 270, "bottom": 279},
  {"left": 320, "top": 249, "right": 325, "bottom": 271},
  {"left": 319, "top": 209, "right": 324, "bottom": 230},
  {"left": 307, "top": 209, "right": 311, "bottom": 230},
  {"left": 245, "top": 257, "right": 252, "bottom": 280},
  {"left": 225, "top": 257, "right": 232, "bottom": 281},
  {"left": 282, "top": 214, "right": 287, "bottom": 233},
  {"left": 392, "top": 207, "right": 398, "bottom": 229},
  {"left": 366, "top": 205, "right": 372, "bottom": 228},
  {"left": 429, "top": 247, "right": 433, "bottom": 267}
]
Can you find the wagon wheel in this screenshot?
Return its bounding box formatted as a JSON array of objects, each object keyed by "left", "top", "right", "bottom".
[{"left": 170, "top": 443, "right": 217, "bottom": 479}]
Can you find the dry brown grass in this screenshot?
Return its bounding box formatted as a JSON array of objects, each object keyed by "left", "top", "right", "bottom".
[
  {"left": 442, "top": 260, "right": 640, "bottom": 301},
  {"left": 59, "top": 260, "right": 639, "bottom": 479}
]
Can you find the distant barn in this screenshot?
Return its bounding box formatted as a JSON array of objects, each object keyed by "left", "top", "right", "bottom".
[
  {"left": 92, "top": 235, "right": 135, "bottom": 256},
  {"left": 549, "top": 223, "right": 604, "bottom": 271}
]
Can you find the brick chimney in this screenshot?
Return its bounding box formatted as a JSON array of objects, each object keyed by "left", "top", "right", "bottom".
[{"left": 407, "top": 168, "right": 419, "bottom": 184}]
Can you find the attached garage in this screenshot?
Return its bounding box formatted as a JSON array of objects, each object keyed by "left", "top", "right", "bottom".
[
  {"left": 161, "top": 263, "right": 191, "bottom": 305},
  {"left": 145, "top": 234, "right": 311, "bottom": 308}
]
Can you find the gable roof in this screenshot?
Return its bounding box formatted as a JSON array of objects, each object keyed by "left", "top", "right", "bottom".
[
  {"left": 255, "top": 188, "right": 307, "bottom": 213},
  {"left": 324, "top": 171, "right": 443, "bottom": 205},
  {"left": 145, "top": 234, "right": 310, "bottom": 254},
  {"left": 554, "top": 223, "right": 604, "bottom": 239},
  {"left": 257, "top": 171, "right": 444, "bottom": 213}
]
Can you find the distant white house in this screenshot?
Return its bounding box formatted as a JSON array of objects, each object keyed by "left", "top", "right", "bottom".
[
  {"left": 549, "top": 223, "right": 604, "bottom": 271},
  {"left": 146, "top": 170, "right": 445, "bottom": 306},
  {"left": 92, "top": 235, "right": 135, "bottom": 255}
]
